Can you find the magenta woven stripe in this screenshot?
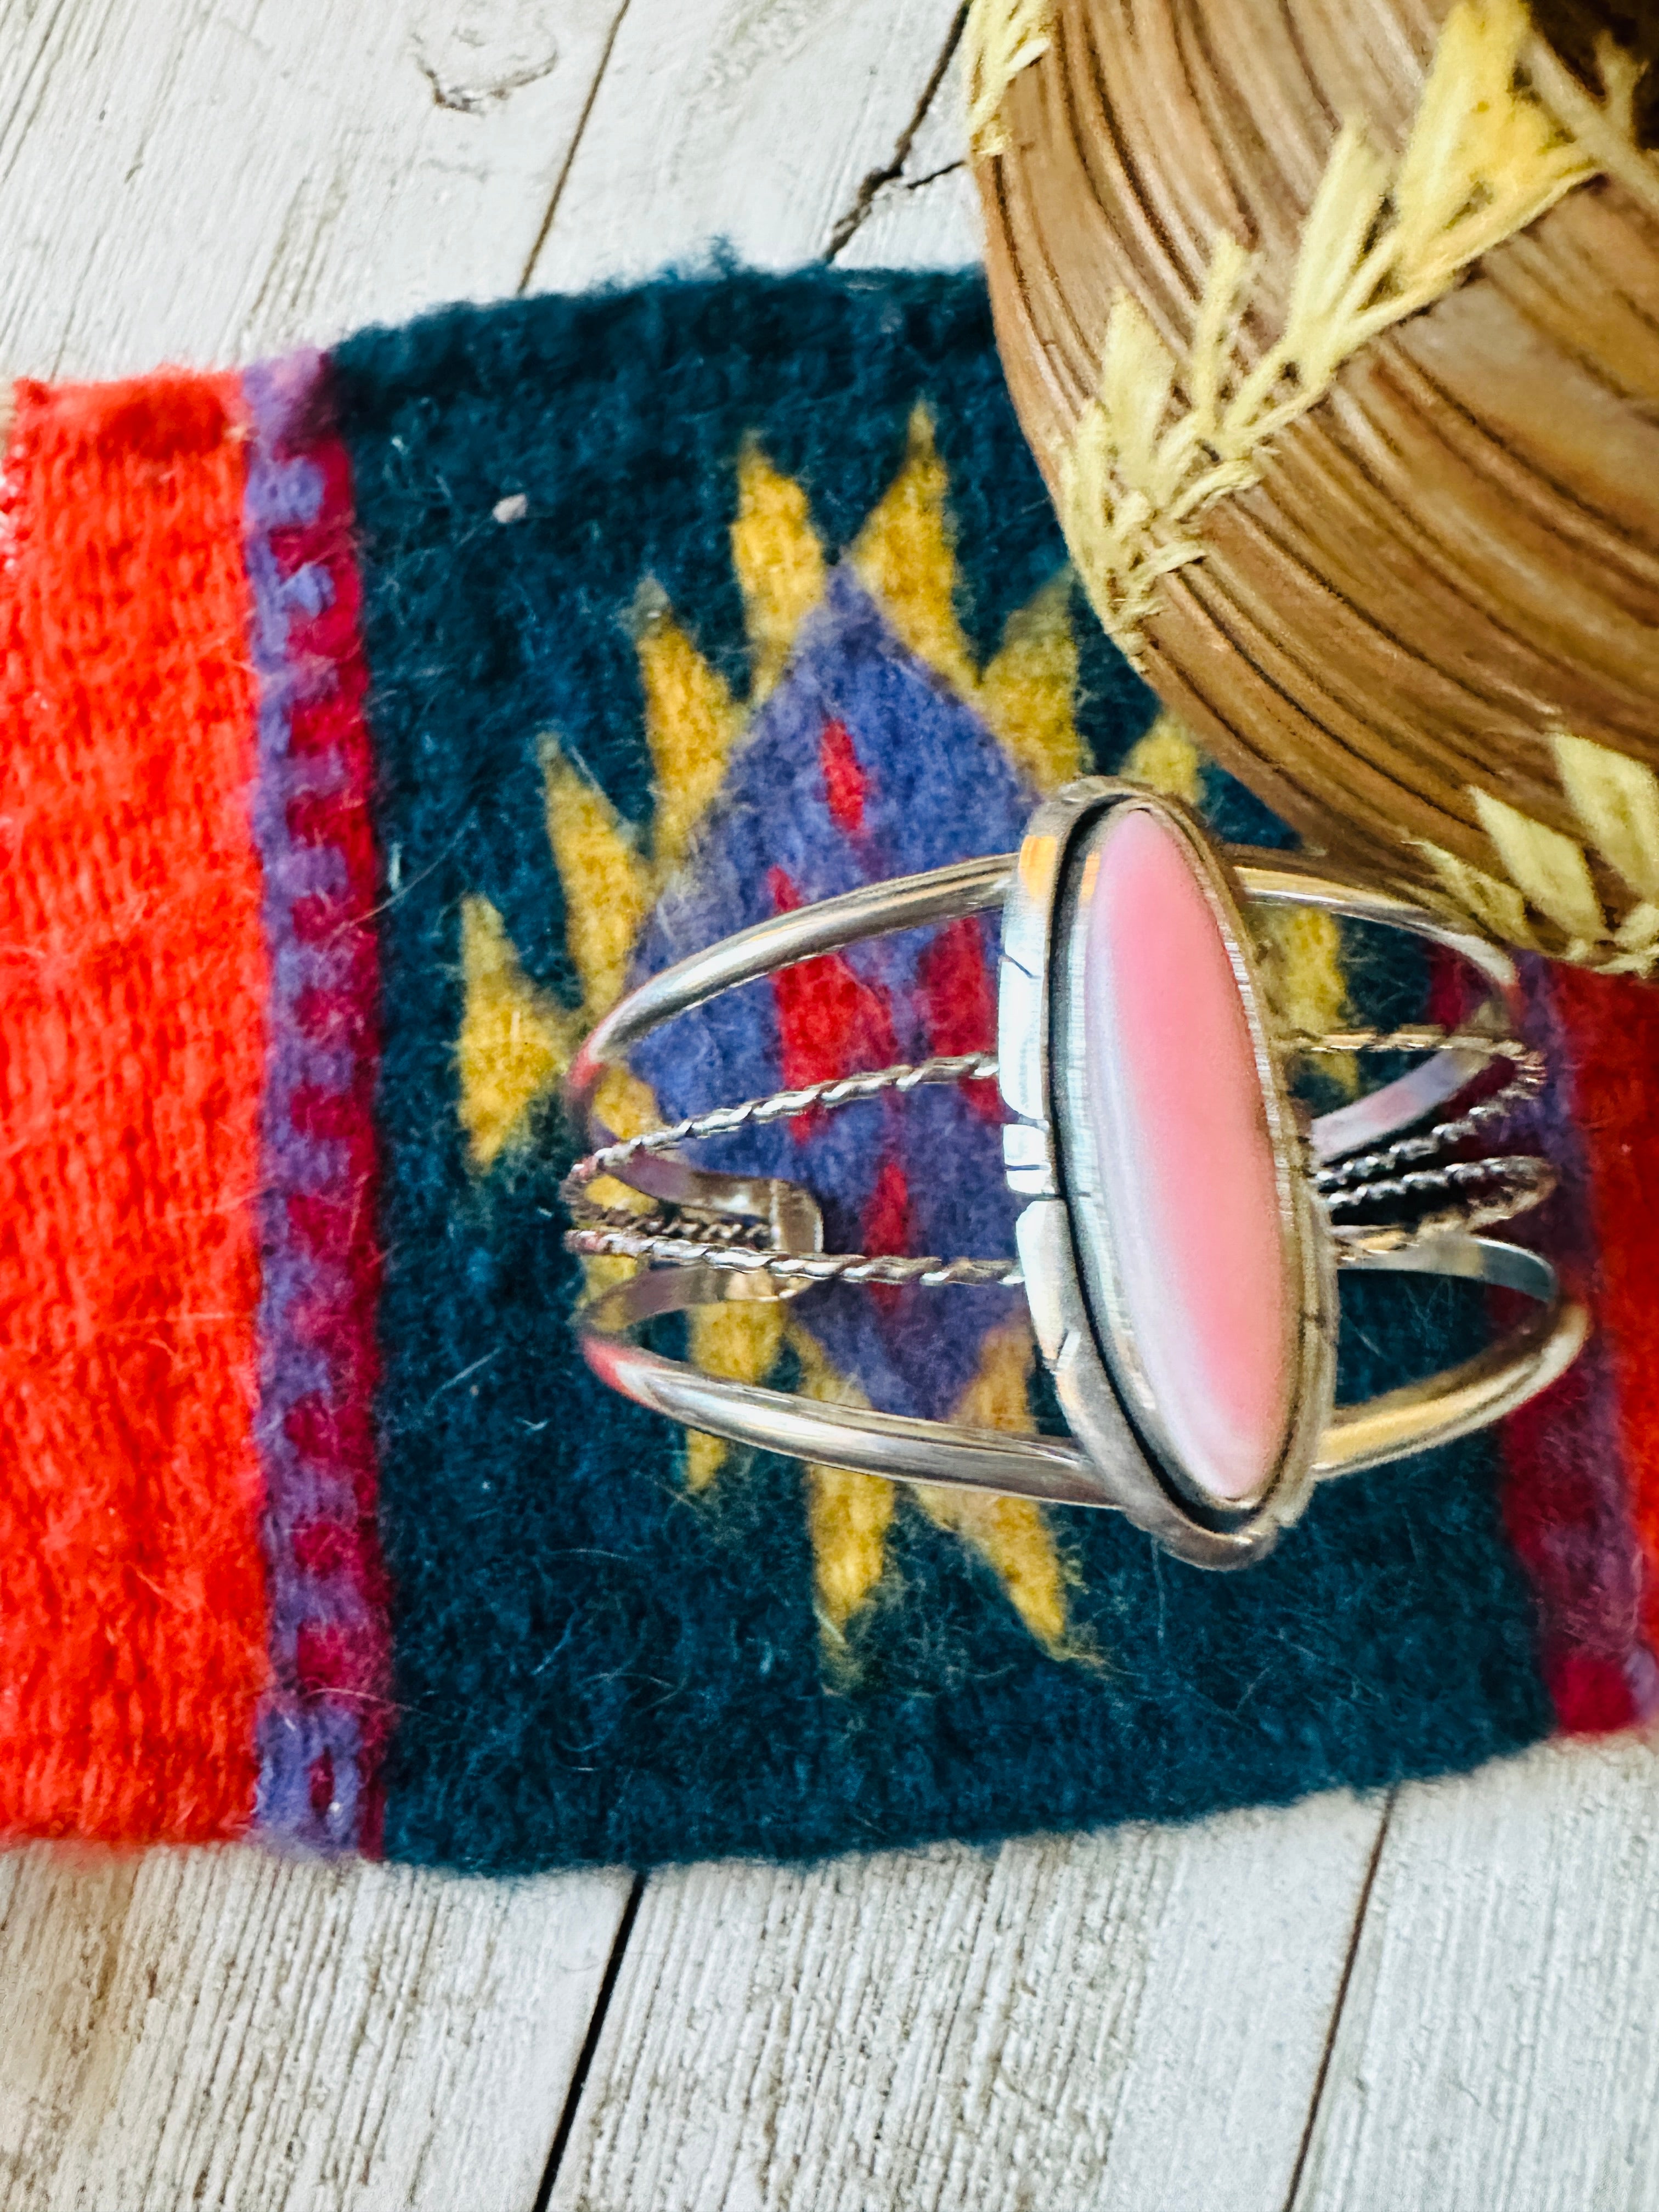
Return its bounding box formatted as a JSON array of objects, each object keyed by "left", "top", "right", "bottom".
[
  {"left": 243, "top": 351, "right": 393, "bottom": 1853},
  {"left": 1498, "top": 957, "right": 1658, "bottom": 1735}
]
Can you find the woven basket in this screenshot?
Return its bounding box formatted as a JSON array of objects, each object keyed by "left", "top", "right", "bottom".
[{"left": 973, "top": 0, "right": 1659, "bottom": 969}]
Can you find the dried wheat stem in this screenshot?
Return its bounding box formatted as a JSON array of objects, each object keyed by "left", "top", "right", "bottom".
[
  {"left": 1059, "top": 0, "right": 1616, "bottom": 655},
  {"left": 964, "top": 0, "right": 1053, "bottom": 157}
]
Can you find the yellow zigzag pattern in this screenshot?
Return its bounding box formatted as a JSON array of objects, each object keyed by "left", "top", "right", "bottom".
[
  {"left": 453, "top": 414, "right": 1355, "bottom": 1659},
  {"left": 458, "top": 410, "right": 1086, "bottom": 1176},
  {"left": 455, "top": 414, "right": 1090, "bottom": 1656},
  {"left": 1420, "top": 733, "right": 1659, "bottom": 975},
  {"left": 797, "top": 1318, "right": 1082, "bottom": 1658}
]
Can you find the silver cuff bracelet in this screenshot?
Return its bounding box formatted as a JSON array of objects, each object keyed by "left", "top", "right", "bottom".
[{"left": 562, "top": 778, "right": 1588, "bottom": 1569}]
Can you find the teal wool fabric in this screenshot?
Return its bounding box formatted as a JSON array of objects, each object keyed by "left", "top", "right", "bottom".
[{"left": 331, "top": 269, "right": 1553, "bottom": 1875}]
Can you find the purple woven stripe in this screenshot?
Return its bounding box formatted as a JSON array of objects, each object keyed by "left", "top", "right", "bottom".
[{"left": 244, "top": 351, "right": 391, "bottom": 1852}]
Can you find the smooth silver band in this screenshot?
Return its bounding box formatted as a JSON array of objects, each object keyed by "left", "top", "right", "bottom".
[{"left": 577, "top": 1236, "right": 1587, "bottom": 1510}]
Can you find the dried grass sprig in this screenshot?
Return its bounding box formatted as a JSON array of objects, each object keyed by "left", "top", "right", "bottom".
[
  {"left": 964, "top": 0, "right": 1053, "bottom": 157},
  {"left": 1060, "top": 0, "right": 1602, "bottom": 652},
  {"left": 1420, "top": 733, "right": 1659, "bottom": 976}
]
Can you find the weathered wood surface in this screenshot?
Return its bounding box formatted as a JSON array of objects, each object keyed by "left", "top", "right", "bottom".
[
  {"left": 0, "top": 1844, "right": 631, "bottom": 2211},
  {"left": 2, "top": 1, "right": 1659, "bottom": 2208},
  {"left": 833, "top": 33, "right": 981, "bottom": 271},
  {"left": 529, "top": 0, "right": 975, "bottom": 294},
  {"left": 1296, "top": 1736, "right": 1659, "bottom": 2212},
  {"left": 0, "top": 0, "right": 631, "bottom": 380},
  {"left": 545, "top": 1794, "right": 1385, "bottom": 2212}
]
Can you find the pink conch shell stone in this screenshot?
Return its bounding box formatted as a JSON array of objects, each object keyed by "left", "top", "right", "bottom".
[{"left": 1082, "top": 808, "right": 1294, "bottom": 1503}]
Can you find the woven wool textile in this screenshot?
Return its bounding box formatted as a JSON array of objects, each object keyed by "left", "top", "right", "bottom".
[{"left": 1, "top": 270, "right": 1654, "bottom": 1871}]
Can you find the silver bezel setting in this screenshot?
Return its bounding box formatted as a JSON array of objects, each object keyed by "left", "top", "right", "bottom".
[{"left": 999, "top": 778, "right": 1337, "bottom": 1567}]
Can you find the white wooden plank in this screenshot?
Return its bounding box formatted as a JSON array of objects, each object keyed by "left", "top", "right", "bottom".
[
  {"left": 0, "top": 0, "right": 625, "bottom": 380},
  {"left": 528, "top": 0, "right": 966, "bottom": 294},
  {"left": 0, "top": 1842, "right": 631, "bottom": 2212},
  {"left": 1293, "top": 1735, "right": 1659, "bottom": 2212},
  {"left": 546, "top": 1793, "right": 1385, "bottom": 2212},
  {"left": 831, "top": 37, "right": 981, "bottom": 272}
]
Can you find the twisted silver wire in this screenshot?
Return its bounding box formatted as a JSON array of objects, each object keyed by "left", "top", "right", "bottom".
[
  {"left": 1328, "top": 1162, "right": 1556, "bottom": 1256},
  {"left": 564, "top": 1193, "right": 774, "bottom": 1243},
  {"left": 1313, "top": 1046, "right": 1546, "bottom": 1189},
  {"left": 1321, "top": 1152, "right": 1554, "bottom": 1218},
  {"left": 563, "top": 1167, "right": 1551, "bottom": 1279},
  {"left": 562, "top": 1051, "right": 998, "bottom": 1199},
  {"left": 567, "top": 1031, "right": 1533, "bottom": 1197},
  {"left": 563, "top": 1224, "right": 1023, "bottom": 1289},
  {"left": 564, "top": 1030, "right": 1552, "bottom": 1286},
  {"left": 567, "top": 1155, "right": 1557, "bottom": 1280},
  {"left": 1285, "top": 1025, "right": 1526, "bottom": 1058}
]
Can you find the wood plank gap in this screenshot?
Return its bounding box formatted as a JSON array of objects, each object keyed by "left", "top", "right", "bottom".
[
  {"left": 516, "top": 0, "right": 635, "bottom": 296},
  {"left": 532, "top": 1869, "right": 647, "bottom": 2212},
  {"left": 823, "top": 0, "right": 969, "bottom": 260},
  {"left": 1280, "top": 1786, "right": 1397, "bottom": 2212},
  {"left": 905, "top": 157, "right": 968, "bottom": 192}
]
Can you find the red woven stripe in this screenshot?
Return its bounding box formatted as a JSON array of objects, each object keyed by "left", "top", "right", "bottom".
[
  {"left": 1548, "top": 961, "right": 1659, "bottom": 1664},
  {"left": 0, "top": 375, "right": 269, "bottom": 1842}
]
